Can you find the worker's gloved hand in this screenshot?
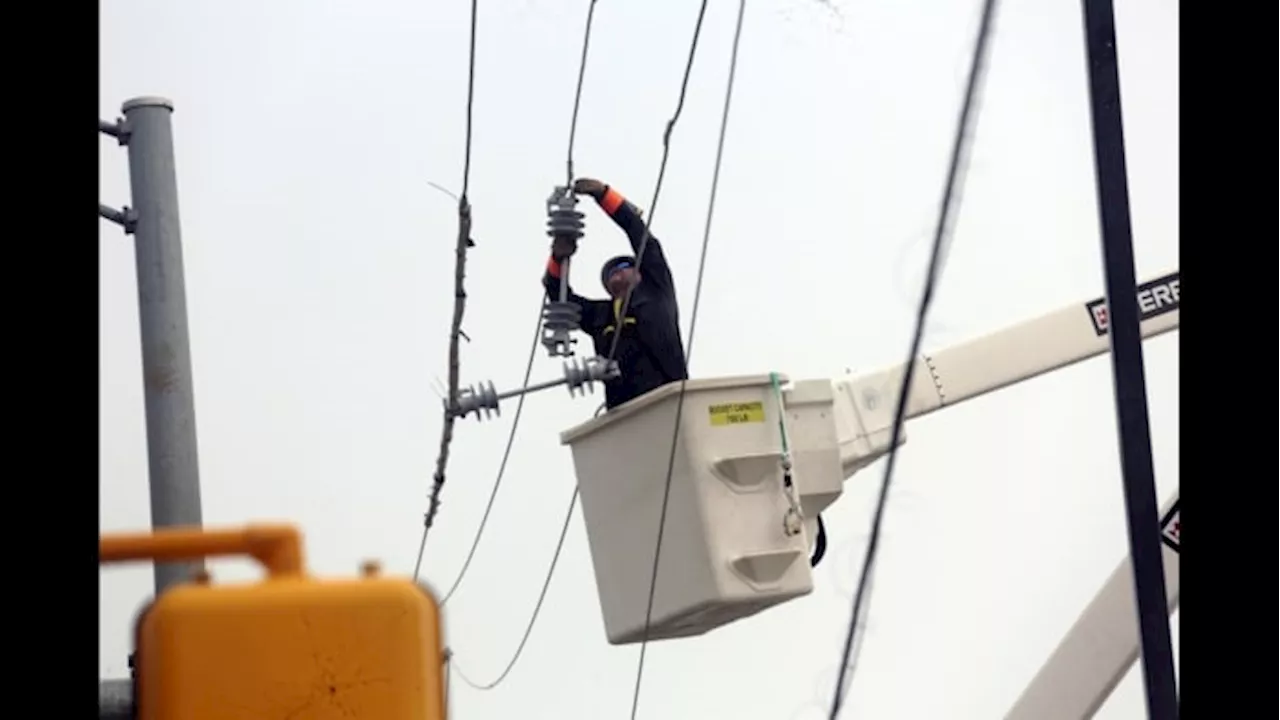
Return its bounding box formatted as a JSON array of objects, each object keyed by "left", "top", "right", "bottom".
[
  {"left": 551, "top": 235, "right": 578, "bottom": 260},
  {"left": 572, "top": 178, "right": 607, "bottom": 199}
]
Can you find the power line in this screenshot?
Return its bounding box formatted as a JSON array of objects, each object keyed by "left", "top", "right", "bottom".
[
  {"left": 415, "top": 0, "right": 481, "bottom": 580},
  {"left": 604, "top": 0, "right": 710, "bottom": 365},
  {"left": 460, "top": 0, "right": 478, "bottom": 200},
  {"left": 445, "top": 397, "right": 600, "bottom": 693},
  {"left": 453, "top": 0, "right": 721, "bottom": 672},
  {"left": 436, "top": 0, "right": 604, "bottom": 607},
  {"left": 628, "top": 1, "right": 747, "bottom": 717},
  {"left": 1078, "top": 0, "right": 1178, "bottom": 712},
  {"left": 565, "top": 0, "right": 600, "bottom": 184},
  {"left": 448, "top": 0, "right": 707, "bottom": 679},
  {"left": 450, "top": 478, "right": 580, "bottom": 691},
  {"left": 438, "top": 305, "right": 544, "bottom": 606},
  {"left": 825, "top": 0, "right": 999, "bottom": 716},
  {"left": 432, "top": 0, "right": 725, "bottom": 706}
]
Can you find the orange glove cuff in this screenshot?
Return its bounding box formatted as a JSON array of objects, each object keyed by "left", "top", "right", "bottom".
[{"left": 600, "top": 187, "right": 625, "bottom": 215}]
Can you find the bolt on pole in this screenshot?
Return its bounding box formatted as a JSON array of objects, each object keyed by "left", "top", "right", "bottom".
[{"left": 113, "top": 96, "right": 206, "bottom": 595}]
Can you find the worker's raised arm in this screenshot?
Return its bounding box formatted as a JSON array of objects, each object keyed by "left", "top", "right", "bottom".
[{"left": 574, "top": 179, "right": 675, "bottom": 295}]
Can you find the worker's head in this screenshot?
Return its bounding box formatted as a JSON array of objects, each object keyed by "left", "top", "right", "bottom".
[{"left": 601, "top": 255, "right": 640, "bottom": 298}]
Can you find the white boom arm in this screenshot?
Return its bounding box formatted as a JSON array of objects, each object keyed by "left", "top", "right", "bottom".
[
  {"left": 825, "top": 270, "right": 1180, "bottom": 480},
  {"left": 801, "top": 269, "right": 1180, "bottom": 715},
  {"left": 554, "top": 270, "right": 1179, "bottom": 649},
  {"left": 1004, "top": 491, "right": 1180, "bottom": 720}
]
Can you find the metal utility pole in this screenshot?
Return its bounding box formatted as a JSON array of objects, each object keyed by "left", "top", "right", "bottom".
[
  {"left": 100, "top": 96, "right": 205, "bottom": 595},
  {"left": 1077, "top": 2, "right": 1179, "bottom": 718},
  {"left": 98, "top": 679, "right": 133, "bottom": 720}
]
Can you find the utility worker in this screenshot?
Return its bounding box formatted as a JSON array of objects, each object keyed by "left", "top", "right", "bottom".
[{"left": 544, "top": 178, "right": 688, "bottom": 410}]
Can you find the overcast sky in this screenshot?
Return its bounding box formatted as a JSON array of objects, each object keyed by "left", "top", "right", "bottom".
[{"left": 100, "top": 0, "right": 1179, "bottom": 717}]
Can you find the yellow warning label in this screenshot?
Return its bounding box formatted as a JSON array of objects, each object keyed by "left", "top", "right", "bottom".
[{"left": 708, "top": 401, "right": 766, "bottom": 426}]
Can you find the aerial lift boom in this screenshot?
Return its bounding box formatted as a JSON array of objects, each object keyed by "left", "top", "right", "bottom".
[
  {"left": 1004, "top": 491, "right": 1179, "bottom": 720},
  {"left": 557, "top": 269, "right": 1179, "bottom": 645},
  {"left": 826, "top": 269, "right": 1180, "bottom": 481},
  {"left": 835, "top": 273, "right": 1182, "bottom": 720}
]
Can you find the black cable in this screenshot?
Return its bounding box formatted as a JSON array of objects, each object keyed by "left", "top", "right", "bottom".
[
  {"left": 460, "top": 0, "right": 478, "bottom": 200},
  {"left": 565, "top": 0, "right": 600, "bottom": 185},
  {"left": 416, "top": 0, "right": 481, "bottom": 579},
  {"left": 1079, "top": 0, "right": 1178, "bottom": 713},
  {"left": 604, "top": 0, "right": 710, "bottom": 365},
  {"left": 451, "top": 483, "right": 580, "bottom": 691},
  {"left": 438, "top": 0, "right": 603, "bottom": 606},
  {"left": 627, "top": 2, "right": 747, "bottom": 717},
  {"left": 438, "top": 304, "right": 544, "bottom": 606},
  {"left": 448, "top": 402, "right": 602, "bottom": 692},
  {"left": 825, "top": 0, "right": 998, "bottom": 716}
]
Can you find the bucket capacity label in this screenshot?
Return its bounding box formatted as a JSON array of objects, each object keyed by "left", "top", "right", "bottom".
[{"left": 708, "top": 401, "right": 765, "bottom": 426}]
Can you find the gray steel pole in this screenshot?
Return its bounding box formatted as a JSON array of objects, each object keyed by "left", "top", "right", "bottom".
[
  {"left": 98, "top": 679, "right": 134, "bottom": 720},
  {"left": 120, "top": 96, "right": 205, "bottom": 594}
]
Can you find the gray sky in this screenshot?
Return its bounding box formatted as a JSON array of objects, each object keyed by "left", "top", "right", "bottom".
[{"left": 99, "top": 0, "right": 1179, "bottom": 717}]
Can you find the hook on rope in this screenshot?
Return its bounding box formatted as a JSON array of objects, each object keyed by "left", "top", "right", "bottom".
[{"left": 770, "top": 372, "right": 805, "bottom": 538}]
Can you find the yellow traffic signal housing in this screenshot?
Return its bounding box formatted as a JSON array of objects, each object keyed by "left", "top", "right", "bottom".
[{"left": 100, "top": 524, "right": 446, "bottom": 720}]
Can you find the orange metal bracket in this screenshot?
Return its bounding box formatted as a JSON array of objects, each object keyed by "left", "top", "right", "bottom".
[{"left": 99, "top": 524, "right": 306, "bottom": 578}]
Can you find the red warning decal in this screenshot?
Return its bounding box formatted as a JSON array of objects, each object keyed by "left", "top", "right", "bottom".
[{"left": 1084, "top": 271, "right": 1180, "bottom": 337}]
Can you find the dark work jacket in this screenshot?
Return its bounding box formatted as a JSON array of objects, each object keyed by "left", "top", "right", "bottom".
[{"left": 542, "top": 188, "right": 688, "bottom": 410}]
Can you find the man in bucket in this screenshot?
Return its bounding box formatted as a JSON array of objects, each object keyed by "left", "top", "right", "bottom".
[{"left": 542, "top": 178, "right": 687, "bottom": 411}]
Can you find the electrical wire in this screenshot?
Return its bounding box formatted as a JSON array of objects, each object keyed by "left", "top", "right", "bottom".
[
  {"left": 831, "top": 562, "right": 877, "bottom": 709},
  {"left": 604, "top": 0, "right": 710, "bottom": 365},
  {"left": 825, "top": 0, "right": 999, "bottom": 716},
  {"left": 628, "top": 2, "right": 747, "bottom": 717},
  {"left": 415, "top": 0, "right": 481, "bottom": 581},
  {"left": 565, "top": 0, "right": 600, "bottom": 185},
  {"left": 447, "top": 400, "right": 602, "bottom": 692},
  {"left": 432, "top": 0, "right": 720, "bottom": 705},
  {"left": 437, "top": 304, "right": 544, "bottom": 606},
  {"left": 450, "top": 474, "right": 581, "bottom": 686},
  {"left": 460, "top": 0, "right": 478, "bottom": 201},
  {"left": 436, "top": 0, "right": 603, "bottom": 607}
]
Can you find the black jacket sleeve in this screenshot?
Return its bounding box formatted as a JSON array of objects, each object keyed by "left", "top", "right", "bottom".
[{"left": 597, "top": 188, "right": 676, "bottom": 301}]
